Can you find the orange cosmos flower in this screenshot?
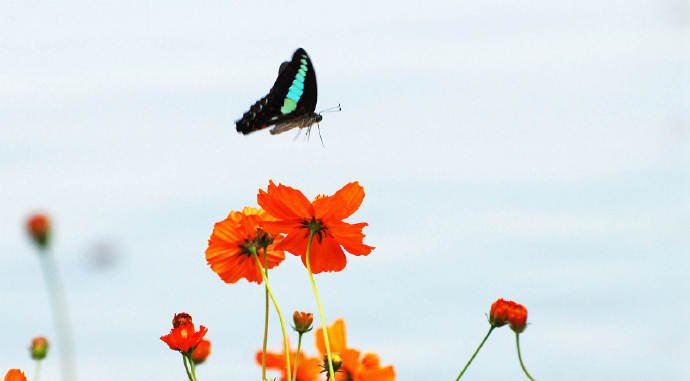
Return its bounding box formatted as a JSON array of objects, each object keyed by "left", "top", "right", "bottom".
[
  {"left": 4, "top": 369, "right": 26, "bottom": 381},
  {"left": 315, "top": 319, "right": 395, "bottom": 381},
  {"left": 256, "top": 344, "right": 322, "bottom": 381},
  {"left": 206, "top": 207, "right": 285, "bottom": 284},
  {"left": 257, "top": 181, "right": 374, "bottom": 273},
  {"left": 160, "top": 323, "right": 208, "bottom": 354}
]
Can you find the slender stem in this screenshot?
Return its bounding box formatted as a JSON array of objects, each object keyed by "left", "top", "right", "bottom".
[
  {"left": 34, "top": 360, "right": 42, "bottom": 381},
  {"left": 38, "top": 251, "right": 77, "bottom": 381},
  {"left": 516, "top": 333, "right": 536, "bottom": 381},
  {"left": 251, "top": 250, "right": 292, "bottom": 381},
  {"left": 261, "top": 246, "right": 270, "bottom": 381},
  {"left": 305, "top": 231, "right": 335, "bottom": 381},
  {"left": 291, "top": 333, "right": 304, "bottom": 381},
  {"left": 182, "top": 354, "right": 194, "bottom": 381},
  {"left": 189, "top": 354, "right": 199, "bottom": 381},
  {"left": 455, "top": 326, "right": 495, "bottom": 380}
]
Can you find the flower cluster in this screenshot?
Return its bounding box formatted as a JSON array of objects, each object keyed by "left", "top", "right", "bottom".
[
  {"left": 160, "top": 312, "right": 211, "bottom": 381},
  {"left": 490, "top": 298, "right": 528, "bottom": 333},
  {"left": 161, "top": 322, "right": 208, "bottom": 354},
  {"left": 259, "top": 319, "right": 395, "bottom": 381}
]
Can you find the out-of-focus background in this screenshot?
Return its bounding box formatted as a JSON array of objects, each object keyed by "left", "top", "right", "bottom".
[{"left": 1, "top": 1, "right": 688, "bottom": 380}]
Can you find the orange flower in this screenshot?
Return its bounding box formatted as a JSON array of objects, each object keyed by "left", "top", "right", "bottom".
[
  {"left": 206, "top": 207, "right": 285, "bottom": 284},
  {"left": 26, "top": 213, "right": 51, "bottom": 249},
  {"left": 160, "top": 323, "right": 208, "bottom": 353},
  {"left": 256, "top": 344, "right": 321, "bottom": 381},
  {"left": 192, "top": 339, "right": 211, "bottom": 364},
  {"left": 490, "top": 298, "right": 528, "bottom": 333},
  {"left": 315, "top": 319, "right": 395, "bottom": 381},
  {"left": 4, "top": 369, "right": 26, "bottom": 381},
  {"left": 257, "top": 181, "right": 374, "bottom": 273}
]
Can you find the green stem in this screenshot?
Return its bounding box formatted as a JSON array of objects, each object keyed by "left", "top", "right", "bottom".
[
  {"left": 39, "top": 250, "right": 77, "bottom": 381},
  {"left": 516, "top": 333, "right": 536, "bottom": 381},
  {"left": 182, "top": 354, "right": 194, "bottom": 381},
  {"left": 261, "top": 246, "right": 270, "bottom": 381},
  {"left": 34, "top": 360, "right": 42, "bottom": 381},
  {"left": 292, "top": 332, "right": 304, "bottom": 381},
  {"left": 251, "top": 249, "right": 292, "bottom": 381},
  {"left": 189, "top": 354, "right": 199, "bottom": 381},
  {"left": 305, "top": 231, "right": 335, "bottom": 381},
  {"left": 455, "top": 326, "right": 495, "bottom": 380}
]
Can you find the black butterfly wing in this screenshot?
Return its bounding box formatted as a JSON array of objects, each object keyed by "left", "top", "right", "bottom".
[{"left": 236, "top": 48, "right": 318, "bottom": 134}]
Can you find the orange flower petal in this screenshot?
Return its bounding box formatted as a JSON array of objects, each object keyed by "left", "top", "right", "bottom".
[
  {"left": 274, "top": 228, "right": 310, "bottom": 256},
  {"left": 315, "top": 319, "right": 348, "bottom": 354},
  {"left": 328, "top": 221, "right": 375, "bottom": 256},
  {"left": 261, "top": 219, "right": 302, "bottom": 236},
  {"left": 301, "top": 236, "right": 346, "bottom": 274},
  {"left": 257, "top": 344, "right": 322, "bottom": 381},
  {"left": 258, "top": 180, "right": 313, "bottom": 220},
  {"left": 313, "top": 182, "right": 365, "bottom": 221},
  {"left": 361, "top": 353, "right": 381, "bottom": 368},
  {"left": 359, "top": 365, "right": 396, "bottom": 381}
]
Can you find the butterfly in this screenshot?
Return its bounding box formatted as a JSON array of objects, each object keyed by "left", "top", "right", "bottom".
[{"left": 236, "top": 48, "right": 324, "bottom": 135}]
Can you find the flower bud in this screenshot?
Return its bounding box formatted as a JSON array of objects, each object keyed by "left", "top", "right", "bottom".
[
  {"left": 508, "top": 304, "right": 528, "bottom": 333},
  {"left": 489, "top": 298, "right": 528, "bottom": 333},
  {"left": 30, "top": 337, "right": 49, "bottom": 360},
  {"left": 26, "top": 214, "right": 51, "bottom": 249},
  {"left": 489, "top": 298, "right": 511, "bottom": 327},
  {"left": 191, "top": 339, "right": 211, "bottom": 364},
  {"left": 172, "top": 312, "right": 193, "bottom": 328},
  {"left": 292, "top": 311, "right": 313, "bottom": 334},
  {"left": 255, "top": 227, "right": 275, "bottom": 248}
]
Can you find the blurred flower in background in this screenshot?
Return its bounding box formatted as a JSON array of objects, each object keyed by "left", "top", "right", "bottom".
[
  {"left": 3, "top": 369, "right": 27, "bottom": 381},
  {"left": 26, "top": 214, "right": 51, "bottom": 250},
  {"left": 30, "top": 337, "right": 49, "bottom": 360}
]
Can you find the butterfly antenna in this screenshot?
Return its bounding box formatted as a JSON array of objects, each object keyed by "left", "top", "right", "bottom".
[{"left": 318, "top": 103, "right": 342, "bottom": 114}]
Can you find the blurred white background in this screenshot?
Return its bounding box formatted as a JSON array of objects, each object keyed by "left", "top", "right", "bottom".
[{"left": 1, "top": 0, "right": 688, "bottom": 380}]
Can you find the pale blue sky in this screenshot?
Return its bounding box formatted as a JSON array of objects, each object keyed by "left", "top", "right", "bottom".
[{"left": 1, "top": 1, "right": 689, "bottom": 380}]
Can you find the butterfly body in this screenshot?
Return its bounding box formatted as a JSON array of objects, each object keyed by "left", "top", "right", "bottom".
[{"left": 236, "top": 48, "right": 319, "bottom": 135}]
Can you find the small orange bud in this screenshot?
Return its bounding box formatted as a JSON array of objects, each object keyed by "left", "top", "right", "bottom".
[
  {"left": 191, "top": 339, "right": 211, "bottom": 364},
  {"left": 489, "top": 298, "right": 511, "bottom": 327},
  {"left": 26, "top": 214, "right": 51, "bottom": 249},
  {"left": 30, "top": 337, "right": 49, "bottom": 360},
  {"left": 508, "top": 304, "right": 528, "bottom": 333},
  {"left": 292, "top": 311, "right": 314, "bottom": 334},
  {"left": 172, "top": 312, "right": 193, "bottom": 328}
]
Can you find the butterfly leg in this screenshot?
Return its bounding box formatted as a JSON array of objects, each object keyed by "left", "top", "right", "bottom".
[{"left": 317, "top": 124, "right": 325, "bottom": 147}]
